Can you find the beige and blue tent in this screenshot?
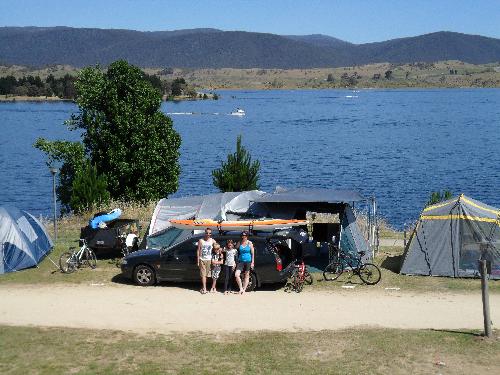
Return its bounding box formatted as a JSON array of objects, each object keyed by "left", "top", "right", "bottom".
[{"left": 401, "top": 195, "right": 500, "bottom": 279}]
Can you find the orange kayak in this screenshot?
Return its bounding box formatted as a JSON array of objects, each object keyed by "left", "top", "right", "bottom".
[{"left": 169, "top": 218, "right": 308, "bottom": 231}]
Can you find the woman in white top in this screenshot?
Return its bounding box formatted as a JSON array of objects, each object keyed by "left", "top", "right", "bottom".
[{"left": 222, "top": 239, "right": 237, "bottom": 294}]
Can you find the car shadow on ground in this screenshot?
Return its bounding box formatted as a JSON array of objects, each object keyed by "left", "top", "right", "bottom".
[{"left": 110, "top": 273, "right": 285, "bottom": 292}]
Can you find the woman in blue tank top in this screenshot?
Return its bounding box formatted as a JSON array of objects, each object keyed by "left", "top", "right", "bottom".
[{"left": 235, "top": 231, "right": 255, "bottom": 294}]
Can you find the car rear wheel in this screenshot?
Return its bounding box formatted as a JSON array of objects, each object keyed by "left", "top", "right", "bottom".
[{"left": 133, "top": 265, "right": 156, "bottom": 286}]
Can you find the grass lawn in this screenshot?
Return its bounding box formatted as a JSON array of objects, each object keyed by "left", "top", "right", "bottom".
[{"left": 0, "top": 325, "right": 498, "bottom": 375}]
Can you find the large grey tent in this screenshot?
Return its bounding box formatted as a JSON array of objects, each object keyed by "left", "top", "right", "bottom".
[
  {"left": 0, "top": 206, "right": 53, "bottom": 274},
  {"left": 401, "top": 195, "right": 500, "bottom": 279},
  {"left": 147, "top": 188, "right": 370, "bottom": 262}
]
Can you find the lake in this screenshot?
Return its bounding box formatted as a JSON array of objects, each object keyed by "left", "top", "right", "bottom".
[{"left": 0, "top": 89, "right": 499, "bottom": 228}]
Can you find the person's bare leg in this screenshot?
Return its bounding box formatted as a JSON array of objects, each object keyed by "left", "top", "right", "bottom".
[
  {"left": 201, "top": 275, "right": 207, "bottom": 293},
  {"left": 211, "top": 277, "right": 217, "bottom": 292},
  {"left": 235, "top": 269, "right": 243, "bottom": 293},
  {"left": 242, "top": 271, "right": 250, "bottom": 294}
]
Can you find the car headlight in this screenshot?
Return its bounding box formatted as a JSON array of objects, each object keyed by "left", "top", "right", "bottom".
[{"left": 121, "top": 259, "right": 128, "bottom": 265}]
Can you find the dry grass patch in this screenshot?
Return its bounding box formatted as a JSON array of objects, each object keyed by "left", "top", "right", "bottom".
[{"left": 1, "top": 325, "right": 499, "bottom": 375}]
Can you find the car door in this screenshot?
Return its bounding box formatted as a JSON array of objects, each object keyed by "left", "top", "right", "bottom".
[{"left": 159, "top": 239, "right": 199, "bottom": 281}]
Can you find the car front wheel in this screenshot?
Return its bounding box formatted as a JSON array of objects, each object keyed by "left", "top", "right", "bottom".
[{"left": 133, "top": 264, "right": 156, "bottom": 286}]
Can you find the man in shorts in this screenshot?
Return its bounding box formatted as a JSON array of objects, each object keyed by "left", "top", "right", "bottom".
[{"left": 197, "top": 228, "right": 217, "bottom": 294}]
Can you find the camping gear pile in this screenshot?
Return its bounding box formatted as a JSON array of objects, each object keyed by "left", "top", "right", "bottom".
[
  {"left": 80, "top": 209, "right": 140, "bottom": 256},
  {"left": 0, "top": 206, "right": 53, "bottom": 274}
]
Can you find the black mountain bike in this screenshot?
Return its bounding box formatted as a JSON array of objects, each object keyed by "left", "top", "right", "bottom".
[{"left": 323, "top": 247, "right": 381, "bottom": 285}]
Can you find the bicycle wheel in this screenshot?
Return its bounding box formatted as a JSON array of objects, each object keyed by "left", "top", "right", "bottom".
[
  {"left": 323, "top": 261, "right": 344, "bottom": 281},
  {"left": 304, "top": 269, "right": 314, "bottom": 285},
  {"left": 358, "top": 263, "right": 381, "bottom": 285},
  {"left": 84, "top": 248, "right": 97, "bottom": 269},
  {"left": 59, "top": 251, "right": 77, "bottom": 273},
  {"left": 284, "top": 269, "right": 297, "bottom": 292},
  {"left": 292, "top": 272, "right": 304, "bottom": 293}
]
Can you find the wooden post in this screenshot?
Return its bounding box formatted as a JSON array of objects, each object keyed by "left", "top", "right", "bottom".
[{"left": 479, "top": 259, "right": 492, "bottom": 338}]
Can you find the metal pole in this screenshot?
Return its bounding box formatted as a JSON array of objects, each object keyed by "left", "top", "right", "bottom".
[
  {"left": 367, "top": 199, "right": 372, "bottom": 249},
  {"left": 373, "top": 197, "right": 378, "bottom": 256},
  {"left": 479, "top": 259, "right": 492, "bottom": 338},
  {"left": 50, "top": 167, "right": 58, "bottom": 241}
]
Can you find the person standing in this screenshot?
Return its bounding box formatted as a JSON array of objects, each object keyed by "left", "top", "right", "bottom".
[
  {"left": 197, "top": 228, "right": 216, "bottom": 294},
  {"left": 210, "top": 243, "right": 224, "bottom": 293},
  {"left": 235, "top": 231, "right": 255, "bottom": 294},
  {"left": 222, "top": 239, "right": 237, "bottom": 294}
]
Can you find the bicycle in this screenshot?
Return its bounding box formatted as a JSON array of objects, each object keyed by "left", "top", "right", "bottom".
[
  {"left": 59, "top": 239, "right": 97, "bottom": 273},
  {"left": 285, "top": 259, "right": 313, "bottom": 293},
  {"left": 323, "top": 246, "right": 381, "bottom": 285}
]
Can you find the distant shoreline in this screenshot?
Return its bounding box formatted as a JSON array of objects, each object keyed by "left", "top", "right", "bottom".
[
  {"left": 0, "top": 95, "right": 73, "bottom": 102},
  {"left": 2, "top": 61, "right": 499, "bottom": 99},
  {"left": 0, "top": 94, "right": 215, "bottom": 103},
  {"left": 1, "top": 85, "right": 499, "bottom": 103}
]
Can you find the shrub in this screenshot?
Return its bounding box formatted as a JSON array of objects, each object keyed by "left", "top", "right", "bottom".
[
  {"left": 426, "top": 190, "right": 453, "bottom": 206},
  {"left": 70, "top": 161, "right": 110, "bottom": 214},
  {"left": 212, "top": 135, "right": 260, "bottom": 192}
]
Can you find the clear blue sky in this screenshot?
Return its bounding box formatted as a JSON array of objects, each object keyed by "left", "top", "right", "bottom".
[{"left": 1, "top": 0, "right": 499, "bottom": 43}]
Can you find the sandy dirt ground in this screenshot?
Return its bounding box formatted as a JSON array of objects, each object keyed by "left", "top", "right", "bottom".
[{"left": 0, "top": 284, "right": 498, "bottom": 334}]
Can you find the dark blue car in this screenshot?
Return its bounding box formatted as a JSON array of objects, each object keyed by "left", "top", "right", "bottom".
[{"left": 121, "top": 230, "right": 305, "bottom": 291}]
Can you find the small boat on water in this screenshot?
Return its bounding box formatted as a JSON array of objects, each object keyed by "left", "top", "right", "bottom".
[{"left": 230, "top": 108, "right": 245, "bottom": 116}]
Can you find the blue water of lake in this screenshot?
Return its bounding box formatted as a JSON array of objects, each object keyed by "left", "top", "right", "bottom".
[{"left": 1, "top": 89, "right": 499, "bottom": 228}]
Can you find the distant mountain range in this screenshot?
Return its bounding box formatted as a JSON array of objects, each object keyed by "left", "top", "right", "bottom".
[{"left": 1, "top": 27, "right": 499, "bottom": 68}]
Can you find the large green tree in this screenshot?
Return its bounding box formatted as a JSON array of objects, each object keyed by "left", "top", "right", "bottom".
[
  {"left": 35, "top": 60, "right": 181, "bottom": 211},
  {"left": 212, "top": 135, "right": 260, "bottom": 192},
  {"left": 69, "top": 60, "right": 181, "bottom": 202}
]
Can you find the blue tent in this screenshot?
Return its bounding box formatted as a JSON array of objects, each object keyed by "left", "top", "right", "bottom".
[{"left": 0, "top": 206, "right": 53, "bottom": 274}]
